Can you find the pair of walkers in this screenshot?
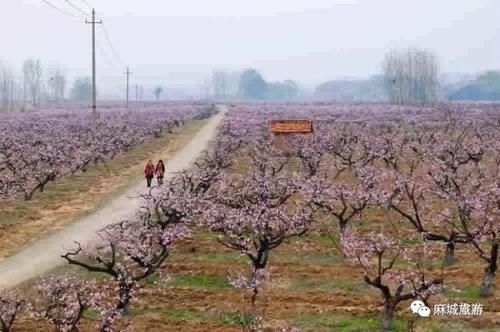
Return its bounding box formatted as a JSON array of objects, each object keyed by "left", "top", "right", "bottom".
[{"left": 144, "top": 159, "right": 165, "bottom": 188}]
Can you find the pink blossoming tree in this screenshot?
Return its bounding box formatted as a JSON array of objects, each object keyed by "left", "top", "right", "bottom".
[{"left": 342, "top": 231, "right": 442, "bottom": 331}]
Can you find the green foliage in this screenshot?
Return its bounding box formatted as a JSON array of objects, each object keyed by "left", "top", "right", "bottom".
[
  {"left": 14, "top": 204, "right": 28, "bottom": 211},
  {"left": 218, "top": 311, "right": 254, "bottom": 326},
  {"left": 445, "top": 285, "right": 481, "bottom": 300},
  {"left": 82, "top": 308, "right": 101, "bottom": 321},
  {"left": 291, "top": 277, "right": 366, "bottom": 292},
  {"left": 239, "top": 69, "right": 267, "bottom": 99},
  {"left": 170, "top": 274, "right": 231, "bottom": 289},
  {"left": 238, "top": 69, "right": 300, "bottom": 100},
  {"left": 129, "top": 307, "right": 207, "bottom": 321},
  {"left": 158, "top": 308, "right": 206, "bottom": 321},
  {"left": 154, "top": 86, "right": 163, "bottom": 101},
  {"left": 267, "top": 80, "right": 300, "bottom": 100},
  {"left": 449, "top": 70, "right": 500, "bottom": 101},
  {"left": 70, "top": 77, "right": 93, "bottom": 101},
  {"left": 274, "top": 251, "right": 342, "bottom": 265},
  {"left": 315, "top": 76, "right": 386, "bottom": 102},
  {"left": 185, "top": 251, "right": 248, "bottom": 263},
  {"left": 292, "top": 314, "right": 407, "bottom": 331},
  {"left": 143, "top": 273, "right": 161, "bottom": 285}
]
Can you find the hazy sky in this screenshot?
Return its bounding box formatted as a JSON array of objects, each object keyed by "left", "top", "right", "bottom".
[{"left": 2, "top": 0, "right": 499, "bottom": 95}]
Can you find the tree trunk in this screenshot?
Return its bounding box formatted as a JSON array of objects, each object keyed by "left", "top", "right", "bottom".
[
  {"left": 24, "top": 191, "right": 34, "bottom": 201},
  {"left": 479, "top": 268, "right": 495, "bottom": 298},
  {"left": 251, "top": 286, "right": 259, "bottom": 307},
  {"left": 117, "top": 298, "right": 130, "bottom": 316},
  {"left": 382, "top": 302, "right": 395, "bottom": 332},
  {"left": 407, "top": 319, "right": 416, "bottom": 332},
  {"left": 443, "top": 241, "right": 455, "bottom": 266},
  {"left": 479, "top": 242, "right": 498, "bottom": 298},
  {"left": 117, "top": 285, "right": 132, "bottom": 315},
  {"left": 339, "top": 220, "right": 348, "bottom": 235}
]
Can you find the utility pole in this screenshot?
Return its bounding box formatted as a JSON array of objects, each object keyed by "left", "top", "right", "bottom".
[
  {"left": 86, "top": 9, "right": 102, "bottom": 128},
  {"left": 124, "top": 67, "right": 132, "bottom": 108}
]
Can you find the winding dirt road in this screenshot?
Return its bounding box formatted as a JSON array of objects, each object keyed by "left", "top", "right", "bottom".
[{"left": 0, "top": 106, "right": 226, "bottom": 288}]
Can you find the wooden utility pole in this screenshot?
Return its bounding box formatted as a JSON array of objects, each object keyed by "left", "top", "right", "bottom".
[
  {"left": 124, "top": 67, "right": 132, "bottom": 108},
  {"left": 86, "top": 9, "right": 102, "bottom": 126}
]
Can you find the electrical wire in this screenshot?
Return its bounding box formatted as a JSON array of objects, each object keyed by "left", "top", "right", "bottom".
[
  {"left": 62, "top": 0, "right": 90, "bottom": 17},
  {"left": 96, "top": 39, "right": 121, "bottom": 72},
  {"left": 78, "top": 0, "right": 93, "bottom": 10},
  {"left": 100, "top": 23, "right": 126, "bottom": 68},
  {"left": 40, "top": 0, "right": 84, "bottom": 19}
]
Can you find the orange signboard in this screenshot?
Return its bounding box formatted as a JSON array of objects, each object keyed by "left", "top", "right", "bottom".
[{"left": 270, "top": 120, "right": 313, "bottom": 134}]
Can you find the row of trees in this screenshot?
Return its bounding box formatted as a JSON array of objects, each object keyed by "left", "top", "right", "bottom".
[
  {"left": 312, "top": 47, "right": 443, "bottom": 105},
  {"left": 238, "top": 69, "right": 300, "bottom": 100},
  {"left": 0, "top": 59, "right": 68, "bottom": 112},
  {"left": 211, "top": 70, "right": 241, "bottom": 99},
  {"left": 0, "top": 104, "right": 216, "bottom": 201},
  {"left": 448, "top": 71, "right": 500, "bottom": 101},
  {"left": 209, "top": 69, "right": 301, "bottom": 101},
  {"left": 210, "top": 48, "right": 441, "bottom": 104},
  {"left": 0, "top": 58, "right": 111, "bottom": 111}
]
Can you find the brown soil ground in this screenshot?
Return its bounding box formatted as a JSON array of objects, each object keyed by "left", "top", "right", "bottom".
[{"left": 18, "top": 225, "right": 499, "bottom": 332}]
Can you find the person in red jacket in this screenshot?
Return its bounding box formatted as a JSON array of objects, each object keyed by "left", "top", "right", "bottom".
[
  {"left": 144, "top": 159, "right": 155, "bottom": 188},
  {"left": 155, "top": 160, "right": 165, "bottom": 186}
]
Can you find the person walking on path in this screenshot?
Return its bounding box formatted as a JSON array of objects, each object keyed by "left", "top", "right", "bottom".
[
  {"left": 155, "top": 160, "right": 166, "bottom": 186},
  {"left": 144, "top": 159, "right": 155, "bottom": 188}
]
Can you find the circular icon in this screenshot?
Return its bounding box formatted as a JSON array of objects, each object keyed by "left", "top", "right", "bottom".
[
  {"left": 418, "top": 306, "right": 431, "bottom": 317},
  {"left": 410, "top": 300, "right": 425, "bottom": 314}
]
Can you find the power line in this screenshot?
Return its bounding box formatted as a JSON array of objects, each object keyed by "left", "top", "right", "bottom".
[
  {"left": 78, "top": 0, "right": 93, "bottom": 10},
  {"left": 100, "top": 24, "right": 126, "bottom": 68},
  {"left": 40, "top": 0, "right": 84, "bottom": 18},
  {"left": 63, "top": 0, "right": 90, "bottom": 17},
  {"left": 96, "top": 39, "right": 121, "bottom": 71}
]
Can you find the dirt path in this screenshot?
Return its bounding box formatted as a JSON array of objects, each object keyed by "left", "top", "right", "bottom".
[{"left": 0, "top": 106, "right": 226, "bottom": 288}]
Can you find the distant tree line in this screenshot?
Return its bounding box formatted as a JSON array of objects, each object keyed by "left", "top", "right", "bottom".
[
  {"left": 0, "top": 58, "right": 70, "bottom": 112},
  {"left": 314, "top": 76, "right": 386, "bottom": 102},
  {"left": 238, "top": 69, "right": 300, "bottom": 100},
  {"left": 313, "top": 47, "right": 441, "bottom": 105},
  {"left": 0, "top": 58, "right": 102, "bottom": 112},
  {"left": 212, "top": 70, "right": 240, "bottom": 99},
  {"left": 447, "top": 71, "right": 500, "bottom": 101},
  {"left": 228, "top": 48, "right": 441, "bottom": 104},
  {"left": 210, "top": 69, "right": 300, "bottom": 101},
  {"left": 70, "top": 77, "right": 92, "bottom": 101}
]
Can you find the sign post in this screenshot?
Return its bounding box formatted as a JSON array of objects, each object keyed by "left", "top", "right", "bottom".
[{"left": 269, "top": 120, "right": 313, "bottom": 134}]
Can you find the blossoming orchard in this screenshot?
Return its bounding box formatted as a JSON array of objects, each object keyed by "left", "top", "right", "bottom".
[{"left": 0, "top": 102, "right": 499, "bottom": 331}]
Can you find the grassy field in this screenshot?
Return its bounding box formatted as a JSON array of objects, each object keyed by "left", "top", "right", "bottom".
[{"left": 0, "top": 119, "right": 208, "bottom": 260}]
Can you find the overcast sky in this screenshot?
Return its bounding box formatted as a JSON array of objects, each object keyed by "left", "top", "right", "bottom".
[{"left": 2, "top": 0, "right": 499, "bottom": 95}]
